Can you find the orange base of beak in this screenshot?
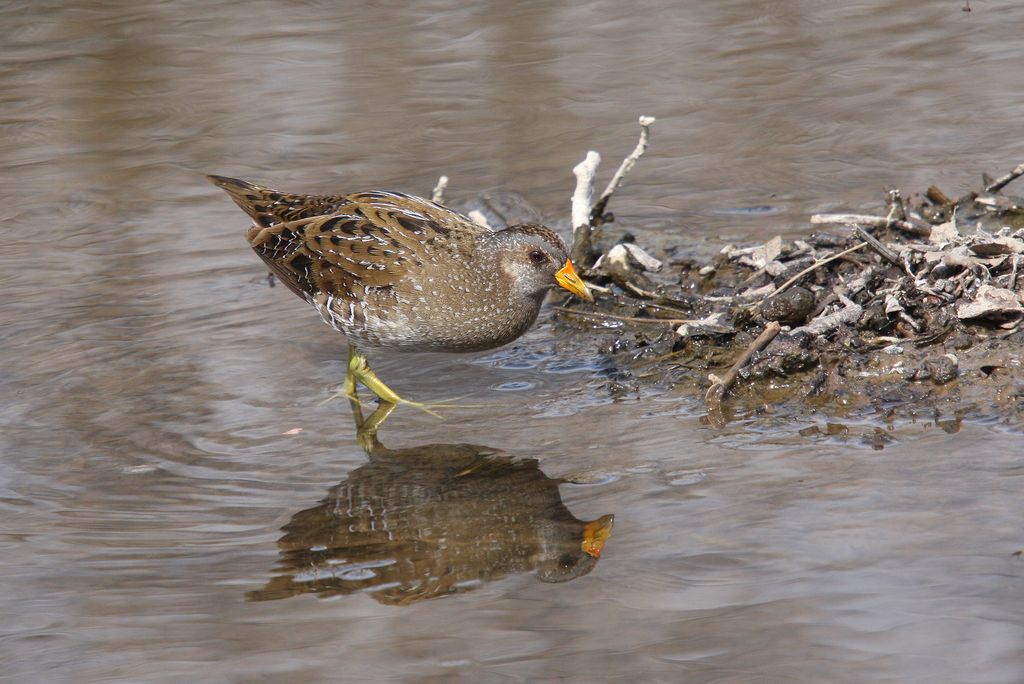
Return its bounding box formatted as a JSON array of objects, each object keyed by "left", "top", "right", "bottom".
[{"left": 555, "top": 259, "right": 594, "bottom": 302}]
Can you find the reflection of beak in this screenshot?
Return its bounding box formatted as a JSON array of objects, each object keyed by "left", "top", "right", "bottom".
[
  {"left": 555, "top": 259, "right": 594, "bottom": 302},
  {"left": 581, "top": 514, "right": 615, "bottom": 558}
]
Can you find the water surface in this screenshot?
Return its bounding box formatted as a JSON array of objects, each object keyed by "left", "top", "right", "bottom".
[{"left": 3, "top": 1, "right": 1024, "bottom": 681}]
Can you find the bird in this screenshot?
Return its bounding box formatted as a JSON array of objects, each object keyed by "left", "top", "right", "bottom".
[
  {"left": 208, "top": 175, "right": 593, "bottom": 407},
  {"left": 246, "top": 438, "right": 614, "bottom": 604}
]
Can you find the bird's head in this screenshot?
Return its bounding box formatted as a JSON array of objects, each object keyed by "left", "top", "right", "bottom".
[{"left": 489, "top": 224, "right": 594, "bottom": 303}]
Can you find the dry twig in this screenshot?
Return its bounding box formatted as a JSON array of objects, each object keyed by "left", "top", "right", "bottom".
[
  {"left": 854, "top": 226, "right": 900, "bottom": 265},
  {"left": 704, "top": 321, "right": 782, "bottom": 407},
  {"left": 790, "top": 295, "right": 863, "bottom": 337},
  {"left": 762, "top": 242, "right": 868, "bottom": 302},
  {"left": 590, "top": 115, "right": 656, "bottom": 225},
  {"left": 985, "top": 163, "right": 1024, "bottom": 194},
  {"left": 811, "top": 213, "right": 930, "bottom": 238}
]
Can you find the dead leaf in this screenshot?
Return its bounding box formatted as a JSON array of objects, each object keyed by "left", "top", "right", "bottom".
[
  {"left": 970, "top": 237, "right": 1024, "bottom": 256},
  {"left": 884, "top": 294, "right": 904, "bottom": 315},
  {"left": 621, "top": 243, "right": 663, "bottom": 272},
  {"left": 676, "top": 312, "right": 735, "bottom": 337},
  {"left": 956, "top": 284, "right": 1023, "bottom": 320},
  {"left": 929, "top": 221, "right": 960, "bottom": 245}
]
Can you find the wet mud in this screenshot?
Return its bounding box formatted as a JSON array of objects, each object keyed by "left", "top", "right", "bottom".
[{"left": 551, "top": 164, "right": 1024, "bottom": 424}]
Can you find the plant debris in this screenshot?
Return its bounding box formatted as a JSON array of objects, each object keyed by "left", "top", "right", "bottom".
[{"left": 554, "top": 145, "right": 1024, "bottom": 421}]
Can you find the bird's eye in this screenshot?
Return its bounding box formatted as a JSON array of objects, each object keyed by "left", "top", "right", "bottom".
[{"left": 528, "top": 249, "right": 547, "bottom": 265}]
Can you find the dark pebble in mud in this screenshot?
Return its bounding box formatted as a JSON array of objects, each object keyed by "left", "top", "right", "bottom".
[
  {"left": 950, "top": 333, "right": 978, "bottom": 351},
  {"left": 926, "top": 355, "right": 959, "bottom": 385},
  {"left": 909, "top": 366, "right": 931, "bottom": 382},
  {"left": 748, "top": 333, "right": 818, "bottom": 377},
  {"left": 759, "top": 286, "right": 815, "bottom": 326},
  {"left": 860, "top": 303, "right": 889, "bottom": 333}
]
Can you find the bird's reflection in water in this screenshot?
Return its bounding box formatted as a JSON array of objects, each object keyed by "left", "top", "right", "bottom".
[{"left": 248, "top": 402, "right": 614, "bottom": 605}]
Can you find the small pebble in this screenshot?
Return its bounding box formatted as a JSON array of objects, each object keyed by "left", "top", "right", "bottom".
[
  {"left": 909, "top": 367, "right": 931, "bottom": 382},
  {"left": 926, "top": 353, "right": 959, "bottom": 385},
  {"left": 759, "top": 286, "right": 815, "bottom": 326}
]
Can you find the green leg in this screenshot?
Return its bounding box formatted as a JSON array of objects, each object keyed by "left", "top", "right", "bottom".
[
  {"left": 341, "top": 344, "right": 479, "bottom": 418},
  {"left": 343, "top": 353, "right": 357, "bottom": 399},
  {"left": 346, "top": 343, "right": 403, "bottom": 404},
  {"left": 348, "top": 396, "right": 395, "bottom": 454}
]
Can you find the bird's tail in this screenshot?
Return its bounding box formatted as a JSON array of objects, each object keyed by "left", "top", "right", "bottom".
[{"left": 206, "top": 174, "right": 347, "bottom": 227}]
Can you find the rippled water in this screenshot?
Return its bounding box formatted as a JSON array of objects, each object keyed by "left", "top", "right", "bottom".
[{"left": 4, "top": 1, "right": 1024, "bottom": 682}]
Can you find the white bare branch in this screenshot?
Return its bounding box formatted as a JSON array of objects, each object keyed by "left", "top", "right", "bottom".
[
  {"left": 572, "top": 151, "right": 601, "bottom": 232},
  {"left": 591, "top": 115, "right": 656, "bottom": 222},
  {"left": 431, "top": 175, "right": 449, "bottom": 204}
]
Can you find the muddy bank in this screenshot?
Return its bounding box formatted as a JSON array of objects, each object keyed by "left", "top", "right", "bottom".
[{"left": 548, "top": 159, "right": 1024, "bottom": 426}]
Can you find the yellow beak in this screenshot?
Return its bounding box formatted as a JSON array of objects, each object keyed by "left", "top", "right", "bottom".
[
  {"left": 581, "top": 514, "right": 615, "bottom": 558},
  {"left": 555, "top": 259, "right": 594, "bottom": 302}
]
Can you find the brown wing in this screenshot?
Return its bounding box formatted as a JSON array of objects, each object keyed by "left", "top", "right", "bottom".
[
  {"left": 245, "top": 192, "right": 483, "bottom": 302},
  {"left": 344, "top": 190, "right": 486, "bottom": 236},
  {"left": 208, "top": 175, "right": 350, "bottom": 228}
]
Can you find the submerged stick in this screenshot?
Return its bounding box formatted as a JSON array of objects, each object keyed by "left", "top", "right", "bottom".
[
  {"left": 553, "top": 305, "right": 695, "bottom": 326},
  {"left": 704, "top": 321, "right": 782, "bottom": 407},
  {"left": 590, "top": 115, "right": 656, "bottom": 225}
]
